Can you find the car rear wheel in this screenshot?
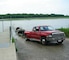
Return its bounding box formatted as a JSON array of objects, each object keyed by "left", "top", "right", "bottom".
[
  {"left": 26, "top": 38, "right": 30, "bottom": 41},
  {"left": 41, "top": 37, "right": 47, "bottom": 45},
  {"left": 25, "top": 34, "right": 30, "bottom": 41}
]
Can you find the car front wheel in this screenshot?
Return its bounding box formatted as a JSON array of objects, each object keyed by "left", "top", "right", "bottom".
[{"left": 41, "top": 37, "right": 47, "bottom": 45}]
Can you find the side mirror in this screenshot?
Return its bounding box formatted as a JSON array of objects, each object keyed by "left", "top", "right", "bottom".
[{"left": 36, "top": 29, "right": 39, "bottom": 31}]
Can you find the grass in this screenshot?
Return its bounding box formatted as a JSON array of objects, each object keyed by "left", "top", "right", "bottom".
[
  {"left": 58, "top": 28, "right": 69, "bottom": 38},
  {"left": 12, "top": 37, "right": 18, "bottom": 51},
  {"left": 12, "top": 37, "right": 15, "bottom": 43}
]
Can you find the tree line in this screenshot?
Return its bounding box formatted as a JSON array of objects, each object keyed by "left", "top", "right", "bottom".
[{"left": 0, "top": 13, "right": 68, "bottom": 19}]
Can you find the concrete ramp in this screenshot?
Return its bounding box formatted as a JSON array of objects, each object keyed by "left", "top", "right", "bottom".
[{"left": 0, "top": 29, "right": 17, "bottom": 60}]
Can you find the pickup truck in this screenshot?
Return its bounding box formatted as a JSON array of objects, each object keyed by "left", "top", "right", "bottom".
[{"left": 25, "top": 25, "right": 65, "bottom": 45}]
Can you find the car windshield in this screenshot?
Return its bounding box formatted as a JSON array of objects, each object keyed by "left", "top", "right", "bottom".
[{"left": 40, "top": 26, "right": 54, "bottom": 31}]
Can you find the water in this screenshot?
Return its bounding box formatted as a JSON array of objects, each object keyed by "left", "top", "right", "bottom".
[
  {"left": 0, "top": 20, "right": 11, "bottom": 32},
  {"left": 0, "top": 18, "right": 69, "bottom": 32}
]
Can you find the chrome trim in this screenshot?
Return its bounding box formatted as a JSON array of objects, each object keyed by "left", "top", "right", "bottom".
[
  {"left": 27, "top": 38, "right": 40, "bottom": 42},
  {"left": 46, "top": 32, "right": 65, "bottom": 41}
]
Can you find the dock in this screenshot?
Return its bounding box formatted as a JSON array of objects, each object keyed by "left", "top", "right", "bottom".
[{"left": 0, "top": 29, "right": 17, "bottom": 60}]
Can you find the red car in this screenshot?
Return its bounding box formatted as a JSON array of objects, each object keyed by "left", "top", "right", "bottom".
[{"left": 25, "top": 25, "right": 65, "bottom": 45}]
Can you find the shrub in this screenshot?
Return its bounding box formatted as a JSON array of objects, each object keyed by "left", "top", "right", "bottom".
[{"left": 58, "top": 28, "right": 69, "bottom": 37}]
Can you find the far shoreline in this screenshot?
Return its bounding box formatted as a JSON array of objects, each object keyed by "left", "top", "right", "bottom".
[{"left": 0, "top": 17, "right": 69, "bottom": 21}]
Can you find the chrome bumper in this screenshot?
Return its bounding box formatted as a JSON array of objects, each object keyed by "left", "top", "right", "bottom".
[{"left": 46, "top": 37, "right": 65, "bottom": 41}]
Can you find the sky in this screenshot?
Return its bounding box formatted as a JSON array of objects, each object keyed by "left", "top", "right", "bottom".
[{"left": 0, "top": 0, "right": 69, "bottom": 15}]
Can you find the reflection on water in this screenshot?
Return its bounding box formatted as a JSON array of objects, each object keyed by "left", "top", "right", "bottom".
[{"left": 0, "top": 18, "right": 69, "bottom": 32}]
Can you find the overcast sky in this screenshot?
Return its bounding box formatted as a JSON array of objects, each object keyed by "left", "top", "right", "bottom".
[{"left": 0, "top": 0, "right": 69, "bottom": 15}]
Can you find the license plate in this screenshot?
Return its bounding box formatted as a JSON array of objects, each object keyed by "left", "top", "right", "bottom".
[{"left": 58, "top": 40, "right": 61, "bottom": 42}]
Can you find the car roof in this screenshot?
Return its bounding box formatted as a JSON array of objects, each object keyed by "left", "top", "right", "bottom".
[{"left": 34, "top": 25, "right": 50, "bottom": 27}]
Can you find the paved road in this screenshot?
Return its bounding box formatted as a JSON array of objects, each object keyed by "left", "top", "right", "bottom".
[{"left": 15, "top": 36, "right": 69, "bottom": 60}]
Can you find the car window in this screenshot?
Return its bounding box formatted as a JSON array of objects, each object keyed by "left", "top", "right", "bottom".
[
  {"left": 40, "top": 26, "right": 54, "bottom": 31},
  {"left": 33, "top": 27, "right": 39, "bottom": 31},
  {"left": 40, "top": 27, "right": 44, "bottom": 31}
]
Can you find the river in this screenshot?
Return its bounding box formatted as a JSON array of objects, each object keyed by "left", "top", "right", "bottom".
[{"left": 0, "top": 18, "right": 69, "bottom": 32}]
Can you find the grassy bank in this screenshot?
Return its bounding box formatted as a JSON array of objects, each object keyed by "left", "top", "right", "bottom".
[
  {"left": 58, "top": 28, "right": 69, "bottom": 37},
  {"left": 12, "top": 37, "right": 15, "bottom": 43}
]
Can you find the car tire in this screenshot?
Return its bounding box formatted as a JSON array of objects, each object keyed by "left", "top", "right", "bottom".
[
  {"left": 57, "top": 40, "right": 63, "bottom": 44},
  {"left": 41, "top": 37, "right": 47, "bottom": 45},
  {"left": 26, "top": 38, "right": 30, "bottom": 41}
]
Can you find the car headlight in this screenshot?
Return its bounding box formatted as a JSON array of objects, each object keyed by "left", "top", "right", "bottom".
[{"left": 47, "top": 35, "right": 52, "bottom": 37}]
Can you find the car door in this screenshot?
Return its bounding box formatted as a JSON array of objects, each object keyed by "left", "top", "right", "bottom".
[{"left": 31, "top": 27, "right": 40, "bottom": 40}]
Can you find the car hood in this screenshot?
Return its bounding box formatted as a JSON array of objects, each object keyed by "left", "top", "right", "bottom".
[{"left": 40, "top": 30, "right": 64, "bottom": 35}]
